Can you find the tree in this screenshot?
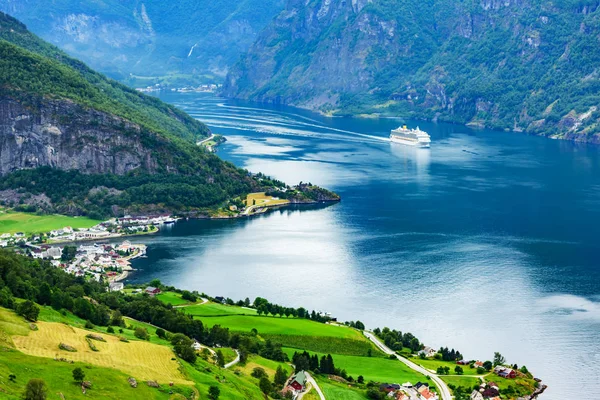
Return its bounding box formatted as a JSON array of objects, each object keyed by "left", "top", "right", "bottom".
[
  {"left": 493, "top": 352, "right": 506, "bottom": 366},
  {"left": 259, "top": 376, "right": 272, "bottom": 394},
  {"left": 72, "top": 367, "right": 85, "bottom": 383},
  {"left": 16, "top": 300, "right": 39, "bottom": 321},
  {"left": 354, "top": 320, "right": 365, "bottom": 330},
  {"left": 216, "top": 350, "right": 225, "bottom": 367},
  {"left": 134, "top": 327, "right": 149, "bottom": 340},
  {"left": 455, "top": 366, "right": 463, "bottom": 375},
  {"left": 110, "top": 310, "right": 124, "bottom": 326},
  {"left": 149, "top": 279, "right": 162, "bottom": 288},
  {"left": 23, "top": 379, "right": 48, "bottom": 400},
  {"left": 107, "top": 326, "right": 114, "bottom": 333},
  {"left": 251, "top": 367, "right": 267, "bottom": 379},
  {"left": 357, "top": 375, "right": 364, "bottom": 384},
  {"left": 208, "top": 385, "right": 220, "bottom": 400},
  {"left": 483, "top": 361, "right": 493, "bottom": 371},
  {"left": 155, "top": 328, "right": 166, "bottom": 339},
  {"left": 274, "top": 366, "right": 287, "bottom": 387},
  {"left": 37, "top": 283, "right": 52, "bottom": 306},
  {"left": 61, "top": 246, "right": 77, "bottom": 262}
]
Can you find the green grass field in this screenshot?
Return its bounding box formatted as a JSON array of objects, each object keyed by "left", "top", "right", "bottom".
[
  {"left": 235, "top": 354, "right": 291, "bottom": 380},
  {"left": 268, "top": 334, "right": 376, "bottom": 357},
  {"left": 182, "top": 303, "right": 257, "bottom": 316},
  {"left": 441, "top": 375, "right": 481, "bottom": 389},
  {"left": 316, "top": 377, "right": 367, "bottom": 400},
  {"left": 197, "top": 314, "right": 362, "bottom": 339},
  {"left": 411, "top": 357, "right": 482, "bottom": 375},
  {"left": 284, "top": 348, "right": 429, "bottom": 386},
  {"left": 155, "top": 291, "right": 193, "bottom": 306},
  {"left": 0, "top": 211, "right": 100, "bottom": 234}
]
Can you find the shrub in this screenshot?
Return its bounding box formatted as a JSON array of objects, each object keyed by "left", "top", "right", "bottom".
[
  {"left": 134, "top": 327, "right": 149, "bottom": 340},
  {"left": 251, "top": 367, "right": 267, "bottom": 379},
  {"left": 23, "top": 378, "right": 48, "bottom": 400}
]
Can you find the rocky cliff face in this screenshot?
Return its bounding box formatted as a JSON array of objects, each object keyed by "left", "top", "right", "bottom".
[
  {"left": 224, "top": 0, "right": 600, "bottom": 143},
  {"left": 0, "top": 95, "right": 160, "bottom": 176}
]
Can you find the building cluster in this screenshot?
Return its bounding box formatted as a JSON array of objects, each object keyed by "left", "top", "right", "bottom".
[
  {"left": 0, "top": 231, "right": 26, "bottom": 247},
  {"left": 469, "top": 381, "right": 502, "bottom": 400},
  {"left": 136, "top": 84, "right": 221, "bottom": 93},
  {"left": 30, "top": 240, "right": 145, "bottom": 282},
  {"left": 382, "top": 382, "right": 438, "bottom": 400}
]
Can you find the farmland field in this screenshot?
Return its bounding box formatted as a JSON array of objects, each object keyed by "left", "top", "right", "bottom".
[
  {"left": 0, "top": 349, "right": 179, "bottom": 400},
  {"left": 197, "top": 314, "right": 364, "bottom": 339},
  {"left": 412, "top": 357, "right": 482, "bottom": 375},
  {"left": 284, "top": 348, "right": 429, "bottom": 385},
  {"left": 12, "top": 321, "right": 189, "bottom": 384},
  {"left": 316, "top": 377, "right": 367, "bottom": 400},
  {"left": 441, "top": 375, "right": 481, "bottom": 389},
  {"left": 0, "top": 211, "right": 100, "bottom": 234},
  {"left": 235, "top": 354, "right": 291, "bottom": 380},
  {"left": 244, "top": 192, "right": 290, "bottom": 208},
  {"left": 155, "top": 291, "right": 191, "bottom": 306},
  {"left": 267, "top": 334, "right": 377, "bottom": 356},
  {"left": 182, "top": 302, "right": 257, "bottom": 316}
]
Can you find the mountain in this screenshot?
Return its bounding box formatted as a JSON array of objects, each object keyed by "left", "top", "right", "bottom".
[
  {"left": 0, "top": 0, "right": 285, "bottom": 84},
  {"left": 223, "top": 0, "right": 600, "bottom": 143}
]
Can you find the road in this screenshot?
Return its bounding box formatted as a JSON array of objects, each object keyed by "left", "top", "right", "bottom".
[
  {"left": 224, "top": 349, "right": 240, "bottom": 369},
  {"left": 363, "top": 331, "right": 452, "bottom": 400},
  {"left": 300, "top": 372, "right": 325, "bottom": 400},
  {"left": 197, "top": 134, "right": 216, "bottom": 146}
]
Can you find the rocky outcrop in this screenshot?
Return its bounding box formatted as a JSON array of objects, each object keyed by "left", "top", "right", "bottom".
[{"left": 0, "top": 95, "right": 160, "bottom": 176}]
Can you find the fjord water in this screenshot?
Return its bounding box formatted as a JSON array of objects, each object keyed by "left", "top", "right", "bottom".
[{"left": 135, "top": 93, "right": 599, "bottom": 398}]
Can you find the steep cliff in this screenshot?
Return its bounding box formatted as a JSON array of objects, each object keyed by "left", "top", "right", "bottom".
[
  {"left": 0, "top": 0, "right": 285, "bottom": 82},
  {"left": 224, "top": 0, "right": 600, "bottom": 143},
  {"left": 0, "top": 95, "right": 158, "bottom": 175}
]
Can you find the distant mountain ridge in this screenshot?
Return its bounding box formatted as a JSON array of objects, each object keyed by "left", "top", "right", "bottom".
[
  {"left": 0, "top": 0, "right": 285, "bottom": 84},
  {"left": 223, "top": 0, "right": 600, "bottom": 143}
]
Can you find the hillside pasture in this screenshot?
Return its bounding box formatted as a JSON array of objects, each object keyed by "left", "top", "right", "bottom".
[
  {"left": 12, "top": 321, "right": 189, "bottom": 384},
  {"left": 283, "top": 348, "right": 429, "bottom": 386},
  {"left": 0, "top": 211, "right": 100, "bottom": 234},
  {"left": 198, "top": 314, "right": 363, "bottom": 339},
  {"left": 182, "top": 302, "right": 257, "bottom": 316}
]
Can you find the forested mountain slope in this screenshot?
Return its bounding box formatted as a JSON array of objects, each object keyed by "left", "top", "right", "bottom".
[
  {"left": 224, "top": 0, "right": 600, "bottom": 143},
  {"left": 0, "top": 12, "right": 256, "bottom": 217},
  {"left": 0, "top": 0, "right": 285, "bottom": 84}
]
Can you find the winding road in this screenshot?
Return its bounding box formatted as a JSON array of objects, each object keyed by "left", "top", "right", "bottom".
[
  {"left": 363, "top": 331, "right": 452, "bottom": 400},
  {"left": 224, "top": 349, "right": 240, "bottom": 369},
  {"left": 298, "top": 372, "right": 325, "bottom": 400}
]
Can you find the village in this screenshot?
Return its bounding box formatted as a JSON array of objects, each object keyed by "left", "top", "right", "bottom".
[
  {"left": 0, "top": 214, "right": 178, "bottom": 248},
  {"left": 27, "top": 240, "right": 146, "bottom": 284},
  {"left": 0, "top": 214, "right": 181, "bottom": 284}
]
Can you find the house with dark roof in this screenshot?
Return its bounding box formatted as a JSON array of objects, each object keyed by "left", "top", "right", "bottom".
[
  {"left": 379, "top": 383, "right": 401, "bottom": 393},
  {"left": 145, "top": 286, "right": 161, "bottom": 296},
  {"left": 288, "top": 370, "right": 307, "bottom": 391}
]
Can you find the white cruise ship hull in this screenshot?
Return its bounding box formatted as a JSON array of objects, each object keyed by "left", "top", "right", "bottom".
[{"left": 390, "top": 135, "right": 430, "bottom": 148}]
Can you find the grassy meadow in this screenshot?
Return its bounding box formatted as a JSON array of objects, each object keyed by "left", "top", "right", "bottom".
[
  {"left": 0, "top": 211, "right": 100, "bottom": 234},
  {"left": 155, "top": 291, "right": 194, "bottom": 306},
  {"left": 12, "top": 321, "right": 189, "bottom": 384},
  {"left": 316, "top": 377, "right": 367, "bottom": 400},
  {"left": 244, "top": 192, "right": 290, "bottom": 208},
  {"left": 183, "top": 302, "right": 257, "bottom": 316}
]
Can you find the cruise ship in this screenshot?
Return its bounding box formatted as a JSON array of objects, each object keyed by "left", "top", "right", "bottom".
[{"left": 390, "top": 125, "right": 431, "bottom": 148}]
